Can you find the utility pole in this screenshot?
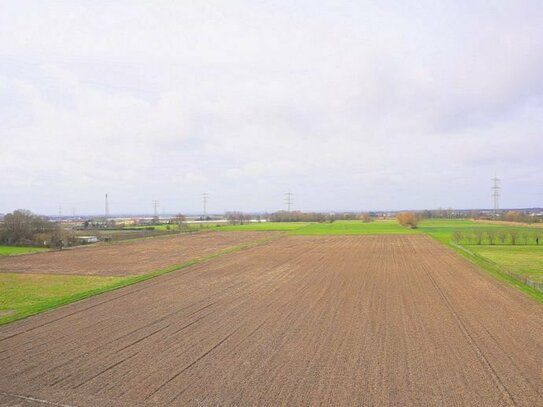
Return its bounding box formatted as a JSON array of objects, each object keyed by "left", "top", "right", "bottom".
[
  {"left": 491, "top": 176, "right": 500, "bottom": 216},
  {"left": 202, "top": 193, "right": 209, "bottom": 217}
]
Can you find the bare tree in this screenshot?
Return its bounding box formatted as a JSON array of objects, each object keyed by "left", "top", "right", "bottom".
[
  {"left": 497, "top": 230, "right": 507, "bottom": 245},
  {"left": 173, "top": 214, "right": 187, "bottom": 232},
  {"left": 452, "top": 230, "right": 463, "bottom": 244},
  {"left": 534, "top": 230, "right": 542, "bottom": 245},
  {"left": 0, "top": 209, "right": 55, "bottom": 246},
  {"left": 474, "top": 230, "right": 484, "bottom": 245},
  {"left": 509, "top": 230, "right": 519, "bottom": 245},
  {"left": 487, "top": 230, "right": 496, "bottom": 245}
]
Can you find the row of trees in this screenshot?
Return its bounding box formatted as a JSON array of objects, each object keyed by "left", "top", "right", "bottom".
[
  {"left": 225, "top": 211, "right": 254, "bottom": 225},
  {"left": 270, "top": 211, "right": 331, "bottom": 222},
  {"left": 269, "top": 211, "right": 374, "bottom": 223},
  {"left": 452, "top": 229, "right": 542, "bottom": 245}
]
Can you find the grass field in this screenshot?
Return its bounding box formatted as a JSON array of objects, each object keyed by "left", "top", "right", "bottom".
[
  {"left": 0, "top": 246, "right": 47, "bottom": 256},
  {"left": 418, "top": 219, "right": 506, "bottom": 243},
  {"left": 0, "top": 273, "right": 123, "bottom": 324},
  {"left": 216, "top": 222, "right": 309, "bottom": 231},
  {"left": 217, "top": 220, "right": 416, "bottom": 235},
  {"left": 418, "top": 219, "right": 541, "bottom": 244},
  {"left": 469, "top": 245, "right": 543, "bottom": 282},
  {"left": 131, "top": 224, "right": 213, "bottom": 232},
  {"left": 290, "top": 220, "right": 417, "bottom": 235}
]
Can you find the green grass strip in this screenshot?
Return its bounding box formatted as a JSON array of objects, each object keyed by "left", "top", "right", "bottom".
[{"left": 0, "top": 246, "right": 48, "bottom": 256}]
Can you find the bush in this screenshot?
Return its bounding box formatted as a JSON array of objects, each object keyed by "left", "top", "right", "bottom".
[{"left": 397, "top": 212, "right": 419, "bottom": 228}]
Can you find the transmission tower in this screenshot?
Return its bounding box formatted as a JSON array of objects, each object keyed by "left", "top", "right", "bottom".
[
  {"left": 202, "top": 193, "right": 209, "bottom": 216},
  {"left": 105, "top": 193, "right": 110, "bottom": 220},
  {"left": 284, "top": 192, "right": 294, "bottom": 212},
  {"left": 491, "top": 176, "right": 500, "bottom": 215},
  {"left": 152, "top": 200, "right": 160, "bottom": 220}
]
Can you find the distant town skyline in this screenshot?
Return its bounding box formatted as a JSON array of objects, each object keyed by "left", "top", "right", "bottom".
[{"left": 1, "top": 1, "right": 542, "bottom": 214}]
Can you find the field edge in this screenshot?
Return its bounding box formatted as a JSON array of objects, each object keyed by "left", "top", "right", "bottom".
[{"left": 430, "top": 236, "right": 543, "bottom": 304}]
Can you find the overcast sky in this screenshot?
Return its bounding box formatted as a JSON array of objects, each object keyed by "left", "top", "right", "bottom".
[{"left": 1, "top": 1, "right": 542, "bottom": 215}]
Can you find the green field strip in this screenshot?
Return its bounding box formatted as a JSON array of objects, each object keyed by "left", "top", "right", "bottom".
[
  {"left": 0, "top": 246, "right": 48, "bottom": 256},
  {"left": 289, "top": 220, "right": 418, "bottom": 235},
  {"left": 216, "top": 222, "right": 310, "bottom": 232}
]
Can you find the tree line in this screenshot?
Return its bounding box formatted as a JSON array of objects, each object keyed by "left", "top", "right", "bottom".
[
  {"left": 452, "top": 229, "right": 542, "bottom": 245},
  {"left": 268, "top": 211, "right": 373, "bottom": 223},
  {"left": 0, "top": 210, "right": 64, "bottom": 247}
]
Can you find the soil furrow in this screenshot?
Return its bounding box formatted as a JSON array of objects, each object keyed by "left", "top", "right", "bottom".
[{"left": 0, "top": 235, "right": 542, "bottom": 406}]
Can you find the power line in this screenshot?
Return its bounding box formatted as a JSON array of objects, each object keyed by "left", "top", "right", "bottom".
[
  {"left": 491, "top": 176, "right": 500, "bottom": 214},
  {"left": 152, "top": 200, "right": 160, "bottom": 218}
]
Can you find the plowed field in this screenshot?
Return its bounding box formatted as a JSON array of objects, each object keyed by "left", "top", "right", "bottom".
[
  {"left": 0, "top": 232, "right": 279, "bottom": 276},
  {"left": 1, "top": 235, "right": 542, "bottom": 406}
]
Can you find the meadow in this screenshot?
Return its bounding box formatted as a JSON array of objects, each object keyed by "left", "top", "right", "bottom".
[
  {"left": 216, "top": 222, "right": 309, "bottom": 232},
  {"left": 218, "top": 220, "right": 416, "bottom": 235},
  {"left": 290, "top": 220, "right": 417, "bottom": 235},
  {"left": 469, "top": 245, "right": 543, "bottom": 282},
  {"left": 0, "top": 273, "right": 123, "bottom": 324}
]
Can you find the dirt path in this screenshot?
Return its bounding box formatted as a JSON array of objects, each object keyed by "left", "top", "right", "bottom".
[
  {"left": 0, "top": 235, "right": 542, "bottom": 406},
  {"left": 0, "top": 231, "right": 280, "bottom": 276}
]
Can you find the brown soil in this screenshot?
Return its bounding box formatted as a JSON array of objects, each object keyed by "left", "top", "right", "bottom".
[
  {"left": 0, "top": 232, "right": 280, "bottom": 276},
  {"left": 0, "top": 235, "right": 542, "bottom": 406}
]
